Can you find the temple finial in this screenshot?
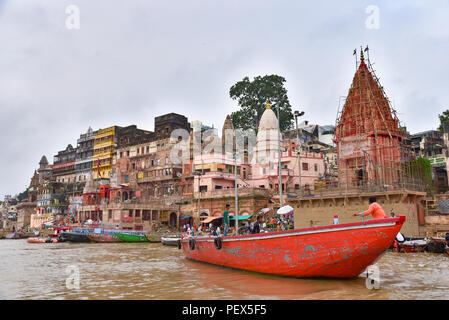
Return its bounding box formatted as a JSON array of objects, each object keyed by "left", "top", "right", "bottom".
[
  {"left": 266, "top": 100, "right": 271, "bottom": 109},
  {"left": 360, "top": 46, "right": 365, "bottom": 61}
]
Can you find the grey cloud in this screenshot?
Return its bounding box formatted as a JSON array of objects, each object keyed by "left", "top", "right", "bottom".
[{"left": 0, "top": 0, "right": 448, "bottom": 196}]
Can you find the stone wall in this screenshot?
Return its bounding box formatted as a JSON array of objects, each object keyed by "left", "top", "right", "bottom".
[{"left": 287, "top": 191, "right": 426, "bottom": 237}]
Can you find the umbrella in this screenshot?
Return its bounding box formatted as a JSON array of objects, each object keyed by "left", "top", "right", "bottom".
[{"left": 277, "top": 205, "right": 294, "bottom": 215}]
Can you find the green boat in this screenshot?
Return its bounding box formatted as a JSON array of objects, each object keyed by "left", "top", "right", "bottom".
[{"left": 115, "top": 232, "right": 148, "bottom": 242}]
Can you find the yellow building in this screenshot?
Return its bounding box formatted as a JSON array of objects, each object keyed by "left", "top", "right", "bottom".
[{"left": 93, "top": 126, "right": 117, "bottom": 179}]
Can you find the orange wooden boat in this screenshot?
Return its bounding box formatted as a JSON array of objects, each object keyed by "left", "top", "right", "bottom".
[
  {"left": 27, "top": 237, "right": 59, "bottom": 243},
  {"left": 180, "top": 216, "right": 405, "bottom": 279}
]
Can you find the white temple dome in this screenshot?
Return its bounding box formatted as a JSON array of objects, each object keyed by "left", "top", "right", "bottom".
[{"left": 258, "top": 106, "right": 278, "bottom": 131}]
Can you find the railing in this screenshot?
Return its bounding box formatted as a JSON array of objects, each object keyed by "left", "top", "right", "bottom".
[
  {"left": 285, "top": 179, "right": 426, "bottom": 199},
  {"left": 194, "top": 188, "right": 272, "bottom": 199},
  {"left": 99, "top": 194, "right": 193, "bottom": 206}
]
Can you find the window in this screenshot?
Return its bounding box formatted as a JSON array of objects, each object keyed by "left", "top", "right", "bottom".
[
  {"left": 127, "top": 150, "right": 130, "bottom": 157},
  {"left": 302, "top": 163, "right": 309, "bottom": 171},
  {"left": 132, "top": 163, "right": 135, "bottom": 170},
  {"left": 146, "top": 146, "right": 149, "bottom": 153},
  {"left": 157, "top": 159, "right": 160, "bottom": 166},
  {"left": 120, "top": 152, "right": 123, "bottom": 158},
  {"left": 263, "top": 168, "right": 266, "bottom": 175},
  {"left": 165, "top": 157, "right": 169, "bottom": 165},
  {"left": 314, "top": 164, "right": 318, "bottom": 172},
  {"left": 151, "top": 159, "right": 154, "bottom": 167}
]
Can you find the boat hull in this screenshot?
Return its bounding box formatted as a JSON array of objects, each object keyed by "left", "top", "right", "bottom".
[
  {"left": 87, "top": 233, "right": 122, "bottom": 243},
  {"left": 161, "top": 237, "right": 180, "bottom": 246},
  {"left": 27, "top": 237, "right": 58, "bottom": 243},
  {"left": 181, "top": 216, "right": 405, "bottom": 279},
  {"left": 145, "top": 234, "right": 162, "bottom": 243},
  {"left": 61, "top": 231, "right": 91, "bottom": 243},
  {"left": 115, "top": 233, "right": 148, "bottom": 242}
]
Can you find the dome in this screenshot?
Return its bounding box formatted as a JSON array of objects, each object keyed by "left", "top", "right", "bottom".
[
  {"left": 39, "top": 155, "right": 48, "bottom": 165},
  {"left": 256, "top": 103, "right": 280, "bottom": 161},
  {"left": 258, "top": 106, "right": 278, "bottom": 131}
]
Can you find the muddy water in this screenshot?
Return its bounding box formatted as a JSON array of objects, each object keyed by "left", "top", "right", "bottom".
[{"left": 0, "top": 239, "right": 448, "bottom": 300}]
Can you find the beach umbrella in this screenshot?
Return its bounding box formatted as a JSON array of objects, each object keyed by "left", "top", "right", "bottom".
[
  {"left": 259, "top": 208, "right": 272, "bottom": 215},
  {"left": 277, "top": 205, "right": 294, "bottom": 215}
]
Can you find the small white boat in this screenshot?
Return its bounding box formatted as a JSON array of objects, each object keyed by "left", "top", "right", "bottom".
[{"left": 161, "top": 237, "right": 180, "bottom": 247}]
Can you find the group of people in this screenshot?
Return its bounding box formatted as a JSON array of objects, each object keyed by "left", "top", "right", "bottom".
[{"left": 181, "top": 196, "right": 388, "bottom": 238}]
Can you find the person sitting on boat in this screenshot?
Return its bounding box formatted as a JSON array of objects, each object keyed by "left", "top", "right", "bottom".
[{"left": 353, "top": 196, "right": 388, "bottom": 220}]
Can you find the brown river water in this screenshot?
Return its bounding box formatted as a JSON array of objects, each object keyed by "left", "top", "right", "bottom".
[{"left": 1, "top": 239, "right": 449, "bottom": 300}]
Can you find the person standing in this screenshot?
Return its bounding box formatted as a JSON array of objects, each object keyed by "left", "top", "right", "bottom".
[
  {"left": 223, "top": 204, "right": 230, "bottom": 236},
  {"left": 353, "top": 196, "right": 388, "bottom": 220},
  {"left": 333, "top": 214, "right": 339, "bottom": 225}
]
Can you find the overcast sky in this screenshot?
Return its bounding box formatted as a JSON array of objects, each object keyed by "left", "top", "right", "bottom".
[{"left": 1, "top": 0, "right": 448, "bottom": 197}]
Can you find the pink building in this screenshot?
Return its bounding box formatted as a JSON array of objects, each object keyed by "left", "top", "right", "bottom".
[{"left": 193, "top": 103, "right": 326, "bottom": 197}]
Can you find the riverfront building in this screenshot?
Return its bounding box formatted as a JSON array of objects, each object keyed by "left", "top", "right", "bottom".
[
  {"left": 53, "top": 144, "right": 77, "bottom": 184},
  {"left": 75, "top": 127, "right": 97, "bottom": 183}
]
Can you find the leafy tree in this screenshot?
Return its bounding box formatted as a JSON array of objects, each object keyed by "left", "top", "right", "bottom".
[
  {"left": 438, "top": 109, "right": 449, "bottom": 132},
  {"left": 229, "top": 75, "right": 294, "bottom": 133},
  {"left": 17, "top": 189, "right": 28, "bottom": 202}
]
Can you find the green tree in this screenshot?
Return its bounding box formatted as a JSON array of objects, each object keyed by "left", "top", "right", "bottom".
[
  {"left": 229, "top": 75, "right": 294, "bottom": 133},
  {"left": 17, "top": 188, "right": 28, "bottom": 202},
  {"left": 438, "top": 109, "right": 449, "bottom": 132}
]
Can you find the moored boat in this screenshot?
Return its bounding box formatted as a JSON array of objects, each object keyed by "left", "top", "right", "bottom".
[
  {"left": 61, "top": 231, "right": 91, "bottom": 243},
  {"left": 181, "top": 216, "right": 405, "bottom": 279},
  {"left": 87, "top": 233, "right": 122, "bottom": 243},
  {"left": 4, "top": 232, "right": 21, "bottom": 239},
  {"left": 27, "top": 237, "right": 59, "bottom": 244},
  {"left": 145, "top": 234, "right": 162, "bottom": 243},
  {"left": 161, "top": 237, "right": 180, "bottom": 247},
  {"left": 426, "top": 237, "right": 447, "bottom": 253},
  {"left": 399, "top": 240, "right": 428, "bottom": 253},
  {"left": 115, "top": 232, "right": 148, "bottom": 242}
]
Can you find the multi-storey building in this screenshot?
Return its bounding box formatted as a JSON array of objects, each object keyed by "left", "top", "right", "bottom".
[
  {"left": 93, "top": 126, "right": 118, "bottom": 180},
  {"left": 96, "top": 113, "right": 193, "bottom": 230},
  {"left": 53, "top": 144, "right": 77, "bottom": 184},
  {"left": 75, "top": 127, "right": 97, "bottom": 183}
]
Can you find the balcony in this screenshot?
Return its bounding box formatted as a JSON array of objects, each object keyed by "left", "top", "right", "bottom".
[{"left": 195, "top": 188, "right": 271, "bottom": 199}]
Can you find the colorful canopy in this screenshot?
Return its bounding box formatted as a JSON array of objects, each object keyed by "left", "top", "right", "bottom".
[
  {"left": 201, "top": 216, "right": 222, "bottom": 224},
  {"left": 230, "top": 215, "right": 253, "bottom": 221}
]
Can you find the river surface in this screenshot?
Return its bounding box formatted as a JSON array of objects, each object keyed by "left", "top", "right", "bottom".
[{"left": 0, "top": 239, "right": 448, "bottom": 300}]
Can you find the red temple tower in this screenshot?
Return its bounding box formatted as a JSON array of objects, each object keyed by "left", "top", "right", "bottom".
[{"left": 335, "top": 49, "right": 404, "bottom": 187}]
